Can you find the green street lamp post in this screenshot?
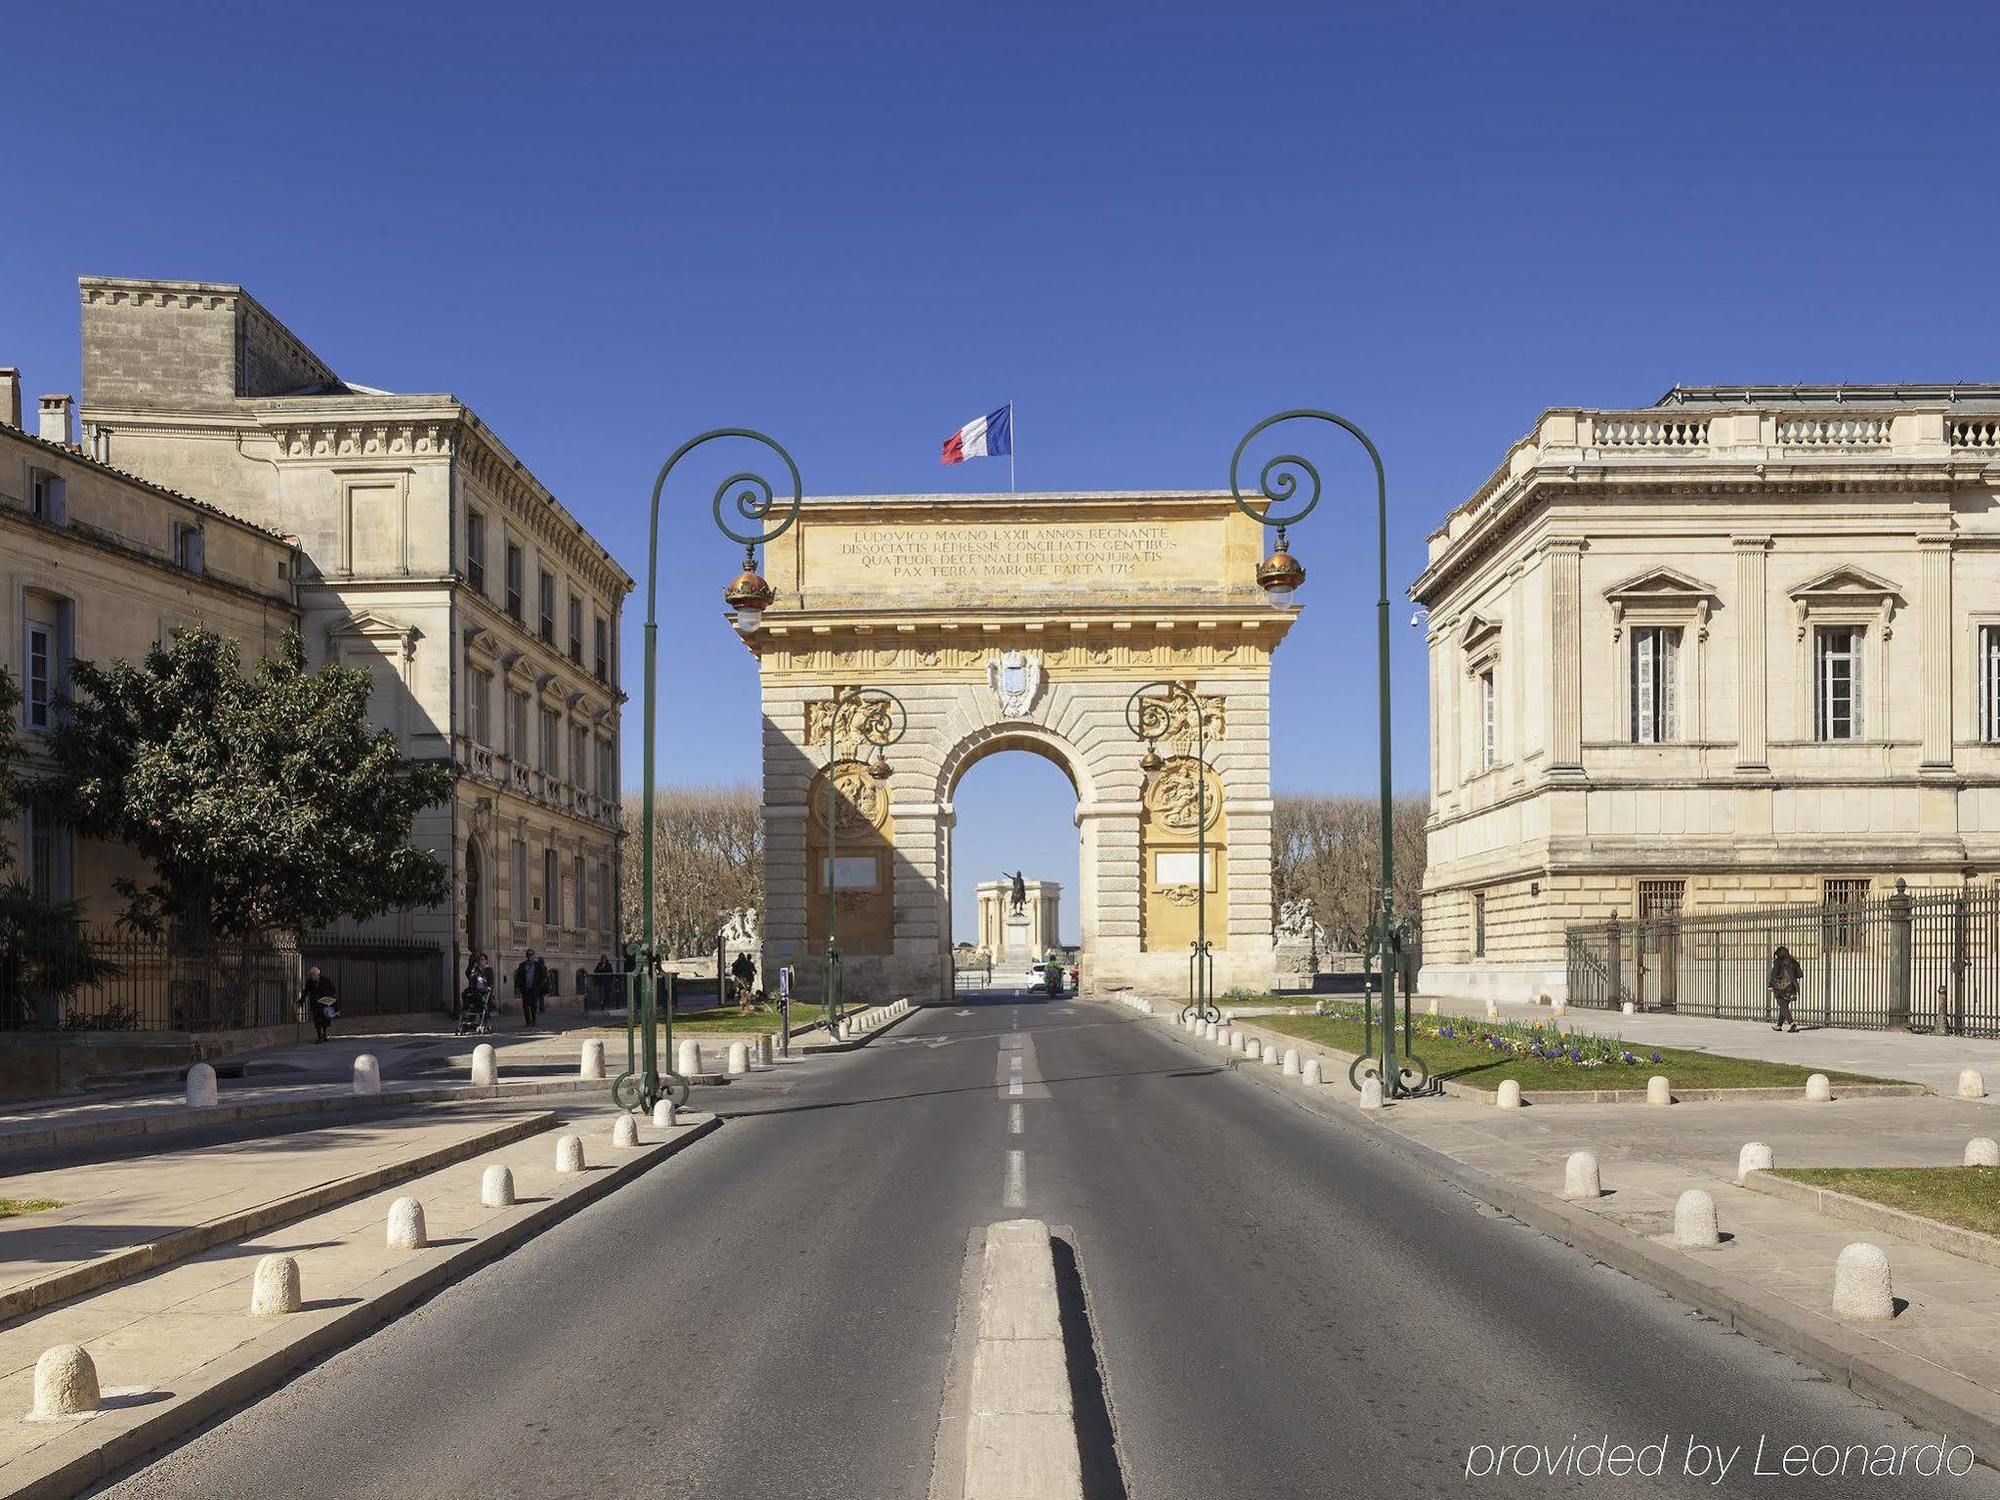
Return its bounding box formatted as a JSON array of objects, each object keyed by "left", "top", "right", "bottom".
[
  {"left": 1231, "top": 411, "right": 1426, "bottom": 1099},
  {"left": 1125, "top": 680, "right": 1220, "bottom": 1025},
  {"left": 617, "top": 429, "right": 801, "bottom": 1111},
  {"left": 814, "top": 685, "right": 907, "bottom": 1036}
]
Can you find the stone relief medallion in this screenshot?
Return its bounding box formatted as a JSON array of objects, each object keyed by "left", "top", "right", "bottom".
[
  {"left": 1143, "top": 758, "right": 1223, "bottom": 833},
  {"left": 1157, "top": 884, "right": 1200, "bottom": 907},
  {"left": 986, "top": 649, "right": 1045, "bottom": 718},
  {"left": 825, "top": 762, "right": 890, "bottom": 836}
]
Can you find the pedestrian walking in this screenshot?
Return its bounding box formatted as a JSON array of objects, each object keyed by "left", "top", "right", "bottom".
[
  {"left": 514, "top": 948, "right": 548, "bottom": 1027},
  {"left": 1767, "top": 944, "right": 1802, "bottom": 1032},
  {"left": 730, "top": 951, "right": 757, "bottom": 1010},
  {"left": 298, "top": 965, "right": 339, "bottom": 1044}
]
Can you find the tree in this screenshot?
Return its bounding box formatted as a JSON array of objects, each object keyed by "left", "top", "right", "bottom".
[
  {"left": 620, "top": 785, "right": 763, "bottom": 958},
  {"left": 43, "top": 628, "right": 452, "bottom": 942},
  {"left": 1271, "top": 793, "right": 1428, "bottom": 950}
]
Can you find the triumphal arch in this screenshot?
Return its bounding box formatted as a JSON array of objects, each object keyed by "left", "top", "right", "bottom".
[{"left": 746, "top": 491, "right": 1298, "bottom": 1003}]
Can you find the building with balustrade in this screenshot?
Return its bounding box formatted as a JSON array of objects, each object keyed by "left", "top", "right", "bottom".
[
  {"left": 73, "top": 279, "right": 631, "bottom": 1005},
  {"left": 1412, "top": 386, "right": 2000, "bottom": 1002}
]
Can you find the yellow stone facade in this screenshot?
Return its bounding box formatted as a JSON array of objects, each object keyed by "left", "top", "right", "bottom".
[
  {"left": 747, "top": 490, "right": 1294, "bottom": 1001},
  {"left": 1412, "top": 388, "right": 2000, "bottom": 1001}
]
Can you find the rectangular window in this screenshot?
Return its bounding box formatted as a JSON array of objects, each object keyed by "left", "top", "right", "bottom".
[
  {"left": 172, "top": 521, "right": 204, "bottom": 573},
  {"left": 1815, "top": 626, "right": 1862, "bottom": 741},
  {"left": 505, "top": 544, "right": 524, "bottom": 621},
  {"left": 572, "top": 853, "right": 586, "bottom": 927},
  {"left": 1630, "top": 626, "right": 1682, "bottom": 743},
  {"left": 571, "top": 725, "right": 588, "bottom": 790},
  {"left": 26, "top": 624, "right": 52, "bottom": 730},
  {"left": 540, "top": 708, "right": 559, "bottom": 774},
  {"left": 596, "top": 737, "right": 613, "bottom": 797},
  {"left": 30, "top": 469, "right": 63, "bottom": 523},
  {"left": 1638, "top": 878, "right": 1685, "bottom": 921},
  {"left": 538, "top": 571, "right": 556, "bottom": 645},
  {"left": 567, "top": 596, "right": 583, "bottom": 664},
  {"left": 1822, "top": 877, "right": 1871, "bottom": 951},
  {"left": 594, "top": 617, "right": 608, "bottom": 683},
  {"left": 1473, "top": 892, "right": 1487, "bottom": 958},
  {"left": 542, "top": 847, "right": 558, "bottom": 925},
  {"left": 508, "top": 691, "right": 528, "bottom": 759},
  {"left": 600, "top": 862, "right": 613, "bottom": 935},
  {"left": 512, "top": 839, "right": 528, "bottom": 920},
  {"left": 466, "top": 509, "right": 487, "bottom": 596},
  {"left": 1478, "top": 668, "right": 1497, "bottom": 770},
  {"left": 469, "top": 668, "right": 491, "bottom": 744},
  {"left": 1981, "top": 626, "right": 2000, "bottom": 743}
]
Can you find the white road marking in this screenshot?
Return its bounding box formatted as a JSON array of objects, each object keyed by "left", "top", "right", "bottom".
[
  {"left": 1009, "top": 1055, "right": 1023, "bottom": 1072},
  {"left": 1009, "top": 1103, "right": 1023, "bottom": 1134},
  {"left": 1004, "top": 1149, "right": 1026, "bottom": 1208},
  {"left": 1008, "top": 1077, "right": 1024, "bottom": 1097}
]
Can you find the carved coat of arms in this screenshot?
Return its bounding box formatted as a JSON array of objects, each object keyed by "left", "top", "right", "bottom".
[{"left": 986, "top": 649, "right": 1044, "bottom": 717}]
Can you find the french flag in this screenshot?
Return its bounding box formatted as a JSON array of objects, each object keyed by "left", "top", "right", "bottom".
[{"left": 941, "top": 403, "right": 1012, "bottom": 465}]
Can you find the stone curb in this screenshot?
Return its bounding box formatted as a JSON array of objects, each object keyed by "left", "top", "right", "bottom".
[
  {"left": 1129, "top": 1003, "right": 2000, "bottom": 1461},
  {"left": 793, "top": 1002, "right": 923, "bottom": 1054},
  {"left": 0, "top": 1113, "right": 722, "bottom": 1500},
  {"left": 0, "top": 1076, "right": 616, "bottom": 1156},
  {"left": 1204, "top": 1012, "right": 1926, "bottom": 1105},
  {"left": 0, "top": 1111, "right": 560, "bottom": 1328},
  {"left": 963, "top": 1218, "right": 1082, "bottom": 1500},
  {"left": 1743, "top": 1171, "right": 2000, "bottom": 1271}
]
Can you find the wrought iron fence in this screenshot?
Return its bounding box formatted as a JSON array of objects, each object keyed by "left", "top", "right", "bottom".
[
  {"left": 0, "top": 924, "right": 445, "bottom": 1033},
  {"left": 1565, "top": 884, "right": 2000, "bottom": 1036}
]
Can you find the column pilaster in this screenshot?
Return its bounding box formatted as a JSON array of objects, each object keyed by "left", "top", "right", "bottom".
[
  {"left": 1920, "top": 533, "right": 1955, "bottom": 771},
  {"left": 1734, "top": 536, "right": 1771, "bottom": 772},
  {"left": 1546, "top": 539, "right": 1585, "bottom": 773}
]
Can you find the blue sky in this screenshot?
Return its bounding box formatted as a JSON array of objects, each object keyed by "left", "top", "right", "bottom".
[{"left": 6, "top": 0, "right": 1996, "bottom": 941}]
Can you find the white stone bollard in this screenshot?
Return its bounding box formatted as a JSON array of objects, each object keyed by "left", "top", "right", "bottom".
[
  {"left": 1303, "top": 1058, "right": 1324, "bottom": 1086},
  {"left": 1965, "top": 1137, "right": 1999, "bottom": 1167},
  {"left": 1562, "top": 1151, "right": 1601, "bottom": 1200},
  {"left": 352, "top": 1054, "right": 382, "bottom": 1096},
  {"left": 481, "top": 1164, "right": 516, "bottom": 1207},
  {"left": 676, "top": 1039, "right": 702, "bottom": 1076},
  {"left": 1738, "top": 1142, "right": 1774, "bottom": 1181},
  {"left": 1426, "top": 998, "right": 1437, "bottom": 1016},
  {"left": 1621, "top": 1001, "right": 1635, "bottom": 1016},
  {"left": 386, "top": 1196, "right": 427, "bottom": 1251},
  {"left": 612, "top": 1113, "right": 640, "bottom": 1148},
  {"left": 31, "top": 1345, "right": 100, "bottom": 1419},
  {"left": 1832, "top": 1243, "right": 1896, "bottom": 1321},
  {"left": 1485, "top": 1000, "right": 1499, "bottom": 1020},
  {"left": 757, "top": 1035, "right": 774, "bottom": 1066},
  {"left": 1281, "top": 1049, "right": 1300, "bottom": 1077},
  {"left": 1959, "top": 1069, "right": 1987, "bottom": 1100},
  {"left": 249, "top": 1254, "right": 302, "bottom": 1316},
  {"left": 555, "top": 1134, "right": 585, "bottom": 1173},
  {"left": 1496, "top": 1079, "right": 1522, "bottom": 1110},
  {"left": 1674, "top": 1189, "right": 1721, "bottom": 1249},
  {"left": 652, "top": 1098, "right": 677, "bottom": 1129},
  {"left": 726, "top": 1042, "right": 750, "bottom": 1076},
  {"left": 579, "top": 1040, "right": 605, "bottom": 1080},
  {"left": 1359, "top": 1077, "right": 1384, "bottom": 1111},
  {"left": 471, "top": 1043, "right": 497, "bottom": 1086},
  {"left": 185, "top": 1062, "right": 218, "bottom": 1109},
  {"left": 1645, "top": 1075, "right": 1672, "bottom": 1107},
  {"left": 1805, "top": 1073, "right": 1832, "bottom": 1103},
  {"left": 1216, "top": 1027, "right": 1232, "bottom": 1049},
  {"left": 1262, "top": 1043, "right": 1281, "bottom": 1067}
]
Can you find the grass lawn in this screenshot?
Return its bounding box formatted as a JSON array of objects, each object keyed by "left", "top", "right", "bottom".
[
  {"left": 0, "top": 1199, "right": 61, "bottom": 1219},
  {"left": 1253, "top": 1012, "right": 1893, "bottom": 1093},
  {"left": 1772, "top": 1167, "right": 2000, "bottom": 1238}
]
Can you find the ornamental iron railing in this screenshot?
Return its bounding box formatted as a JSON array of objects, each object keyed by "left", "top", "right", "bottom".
[{"left": 1564, "top": 884, "right": 2000, "bottom": 1036}]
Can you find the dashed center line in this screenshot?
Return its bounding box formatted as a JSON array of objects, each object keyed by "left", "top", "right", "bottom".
[
  {"left": 1008, "top": 1103, "right": 1023, "bottom": 1134},
  {"left": 1003, "top": 1149, "right": 1026, "bottom": 1208},
  {"left": 1007, "top": 1077, "right": 1024, "bottom": 1097}
]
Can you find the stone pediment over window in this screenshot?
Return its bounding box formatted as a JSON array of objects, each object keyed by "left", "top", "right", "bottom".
[
  {"left": 1458, "top": 612, "right": 1502, "bottom": 676},
  {"left": 1604, "top": 566, "right": 1718, "bottom": 641},
  {"left": 1787, "top": 566, "right": 1902, "bottom": 639},
  {"left": 327, "top": 610, "right": 420, "bottom": 657},
  {"left": 463, "top": 624, "right": 502, "bottom": 668}
]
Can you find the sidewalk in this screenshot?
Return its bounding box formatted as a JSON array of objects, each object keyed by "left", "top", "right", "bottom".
[
  {"left": 0, "top": 1103, "right": 717, "bottom": 1500},
  {"left": 1139, "top": 1001, "right": 2000, "bottom": 1453},
  {"left": 0, "top": 1107, "right": 557, "bottom": 1322}
]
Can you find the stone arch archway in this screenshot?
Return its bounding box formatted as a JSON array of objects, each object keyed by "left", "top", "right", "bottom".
[{"left": 750, "top": 491, "right": 1297, "bottom": 1003}]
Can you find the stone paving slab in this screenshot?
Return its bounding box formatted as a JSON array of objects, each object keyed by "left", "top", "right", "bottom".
[
  {"left": 0, "top": 1105, "right": 718, "bottom": 1500},
  {"left": 0, "top": 1108, "right": 558, "bottom": 1325},
  {"left": 1123, "top": 998, "right": 2000, "bottom": 1454}
]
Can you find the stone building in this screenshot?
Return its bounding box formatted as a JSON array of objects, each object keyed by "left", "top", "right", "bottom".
[
  {"left": 748, "top": 489, "right": 1289, "bottom": 1002},
  {"left": 1412, "top": 386, "right": 2000, "bottom": 1002},
  {"left": 0, "top": 373, "right": 298, "bottom": 919},
  {"left": 974, "top": 878, "right": 1063, "bottom": 964},
  {"left": 74, "top": 279, "right": 632, "bottom": 1003}
]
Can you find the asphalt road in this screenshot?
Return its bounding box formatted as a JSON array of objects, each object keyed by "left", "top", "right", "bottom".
[{"left": 97, "top": 994, "right": 2000, "bottom": 1499}]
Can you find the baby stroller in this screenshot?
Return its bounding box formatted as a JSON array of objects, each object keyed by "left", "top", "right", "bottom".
[{"left": 457, "top": 980, "right": 493, "bottom": 1035}]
